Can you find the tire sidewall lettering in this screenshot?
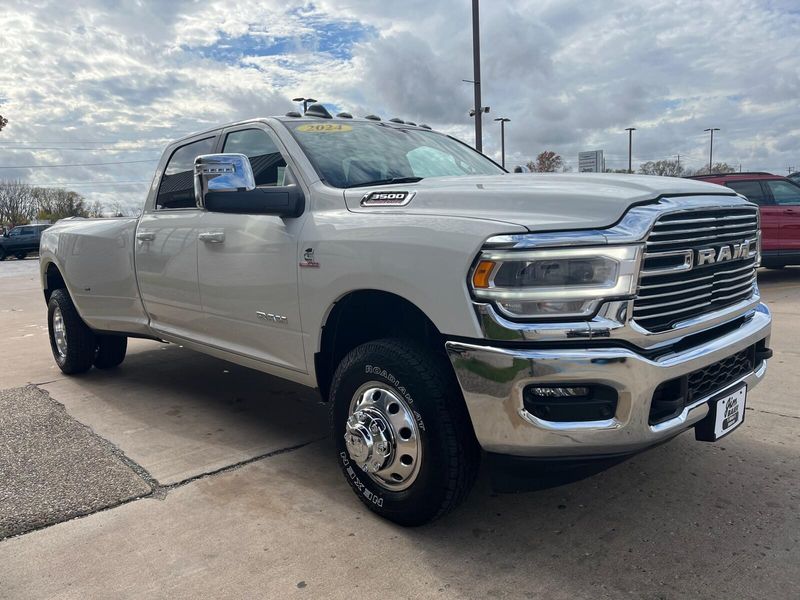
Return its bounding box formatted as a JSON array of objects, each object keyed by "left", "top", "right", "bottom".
[
  {"left": 339, "top": 451, "right": 384, "bottom": 507},
  {"left": 364, "top": 364, "right": 426, "bottom": 431}
]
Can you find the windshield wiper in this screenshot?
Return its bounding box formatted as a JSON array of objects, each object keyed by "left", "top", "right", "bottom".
[{"left": 347, "top": 176, "right": 424, "bottom": 189}]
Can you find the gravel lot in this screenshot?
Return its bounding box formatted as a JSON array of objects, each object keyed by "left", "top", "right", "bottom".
[{"left": 0, "top": 258, "right": 798, "bottom": 599}]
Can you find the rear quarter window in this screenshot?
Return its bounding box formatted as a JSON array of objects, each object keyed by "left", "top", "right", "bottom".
[
  {"left": 725, "top": 180, "right": 768, "bottom": 205},
  {"left": 156, "top": 137, "right": 216, "bottom": 210}
]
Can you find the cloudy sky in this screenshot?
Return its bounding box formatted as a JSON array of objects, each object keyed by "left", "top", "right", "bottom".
[{"left": 1, "top": 0, "right": 798, "bottom": 212}]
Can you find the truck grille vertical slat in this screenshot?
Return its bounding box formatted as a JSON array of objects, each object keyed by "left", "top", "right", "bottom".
[{"left": 633, "top": 207, "right": 759, "bottom": 333}]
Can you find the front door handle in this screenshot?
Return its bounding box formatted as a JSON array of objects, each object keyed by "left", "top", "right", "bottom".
[
  {"left": 136, "top": 230, "right": 156, "bottom": 242},
  {"left": 198, "top": 231, "right": 225, "bottom": 243}
]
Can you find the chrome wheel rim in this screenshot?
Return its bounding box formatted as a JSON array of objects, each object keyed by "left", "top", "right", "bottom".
[
  {"left": 52, "top": 306, "right": 68, "bottom": 358},
  {"left": 345, "top": 382, "right": 422, "bottom": 491}
]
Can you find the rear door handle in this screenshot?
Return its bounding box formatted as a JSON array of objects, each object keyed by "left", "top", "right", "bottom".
[
  {"left": 136, "top": 231, "right": 156, "bottom": 242},
  {"left": 198, "top": 231, "right": 225, "bottom": 243}
]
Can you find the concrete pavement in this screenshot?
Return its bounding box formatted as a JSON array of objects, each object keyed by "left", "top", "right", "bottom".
[{"left": 0, "top": 258, "right": 798, "bottom": 599}]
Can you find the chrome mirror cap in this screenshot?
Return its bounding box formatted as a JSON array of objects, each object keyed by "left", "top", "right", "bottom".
[{"left": 194, "top": 153, "right": 256, "bottom": 207}]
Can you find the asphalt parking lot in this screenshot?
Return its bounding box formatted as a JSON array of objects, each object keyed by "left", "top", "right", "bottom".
[{"left": 0, "top": 258, "right": 798, "bottom": 599}]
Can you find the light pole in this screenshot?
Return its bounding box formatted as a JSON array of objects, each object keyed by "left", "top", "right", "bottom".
[
  {"left": 704, "top": 128, "right": 720, "bottom": 173},
  {"left": 494, "top": 117, "right": 510, "bottom": 168},
  {"left": 292, "top": 97, "right": 317, "bottom": 113},
  {"left": 625, "top": 127, "right": 636, "bottom": 174},
  {"left": 471, "top": 0, "right": 483, "bottom": 152}
]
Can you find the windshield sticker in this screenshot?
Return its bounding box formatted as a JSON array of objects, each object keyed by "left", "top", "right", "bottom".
[{"left": 295, "top": 123, "right": 353, "bottom": 133}]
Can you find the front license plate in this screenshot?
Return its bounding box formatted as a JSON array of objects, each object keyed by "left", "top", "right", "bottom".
[{"left": 696, "top": 385, "right": 747, "bottom": 442}]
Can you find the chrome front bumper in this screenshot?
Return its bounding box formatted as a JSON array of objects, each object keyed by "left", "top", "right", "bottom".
[{"left": 446, "top": 304, "right": 772, "bottom": 457}]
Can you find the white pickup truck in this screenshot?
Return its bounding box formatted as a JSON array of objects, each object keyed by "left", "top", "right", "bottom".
[{"left": 39, "top": 105, "right": 772, "bottom": 525}]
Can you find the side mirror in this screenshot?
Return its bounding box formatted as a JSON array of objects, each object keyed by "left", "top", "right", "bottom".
[{"left": 194, "top": 153, "right": 304, "bottom": 218}]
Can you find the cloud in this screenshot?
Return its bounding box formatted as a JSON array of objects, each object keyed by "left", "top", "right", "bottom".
[{"left": 0, "top": 0, "right": 798, "bottom": 212}]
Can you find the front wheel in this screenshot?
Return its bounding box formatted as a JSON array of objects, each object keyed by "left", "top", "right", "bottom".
[
  {"left": 47, "top": 289, "right": 96, "bottom": 374},
  {"left": 15, "top": 252, "right": 26, "bottom": 260},
  {"left": 330, "top": 338, "right": 479, "bottom": 526},
  {"left": 0, "top": 248, "right": 6, "bottom": 261}
]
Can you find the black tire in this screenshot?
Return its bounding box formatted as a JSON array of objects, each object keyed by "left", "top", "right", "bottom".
[
  {"left": 0, "top": 248, "right": 6, "bottom": 261},
  {"left": 330, "top": 338, "right": 479, "bottom": 526},
  {"left": 47, "top": 289, "right": 96, "bottom": 374},
  {"left": 15, "top": 252, "right": 26, "bottom": 260},
  {"left": 94, "top": 335, "right": 127, "bottom": 369}
]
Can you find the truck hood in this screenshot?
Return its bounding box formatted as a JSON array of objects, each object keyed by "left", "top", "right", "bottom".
[{"left": 344, "top": 173, "right": 737, "bottom": 232}]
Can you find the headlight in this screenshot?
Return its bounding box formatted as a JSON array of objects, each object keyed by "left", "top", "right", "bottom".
[{"left": 470, "top": 246, "right": 642, "bottom": 319}]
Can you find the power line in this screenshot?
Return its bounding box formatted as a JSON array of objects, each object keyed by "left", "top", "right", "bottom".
[
  {"left": 14, "top": 180, "right": 151, "bottom": 187},
  {"left": 0, "top": 146, "right": 161, "bottom": 152},
  {"left": 0, "top": 139, "right": 168, "bottom": 144},
  {"left": 0, "top": 159, "right": 158, "bottom": 169}
]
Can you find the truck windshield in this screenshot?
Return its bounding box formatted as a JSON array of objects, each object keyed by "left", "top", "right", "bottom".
[{"left": 285, "top": 120, "right": 505, "bottom": 188}]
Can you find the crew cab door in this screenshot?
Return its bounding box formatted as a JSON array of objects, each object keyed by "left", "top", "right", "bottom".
[
  {"left": 725, "top": 180, "right": 779, "bottom": 252},
  {"left": 764, "top": 179, "right": 800, "bottom": 251},
  {"left": 196, "top": 125, "right": 307, "bottom": 372},
  {"left": 8, "top": 226, "right": 35, "bottom": 252},
  {"left": 135, "top": 135, "right": 217, "bottom": 339}
]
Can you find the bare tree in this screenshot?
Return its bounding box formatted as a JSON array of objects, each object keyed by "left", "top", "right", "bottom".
[
  {"left": 686, "top": 162, "right": 737, "bottom": 176},
  {"left": 0, "top": 180, "right": 37, "bottom": 227},
  {"left": 87, "top": 200, "right": 105, "bottom": 218},
  {"left": 639, "top": 159, "right": 684, "bottom": 177},
  {"left": 526, "top": 151, "right": 564, "bottom": 173},
  {"left": 33, "top": 187, "right": 88, "bottom": 221}
]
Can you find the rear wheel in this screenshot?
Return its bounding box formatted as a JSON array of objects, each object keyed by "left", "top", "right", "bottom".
[
  {"left": 15, "top": 252, "right": 26, "bottom": 260},
  {"left": 94, "top": 335, "right": 127, "bottom": 369},
  {"left": 0, "top": 248, "right": 6, "bottom": 261},
  {"left": 47, "top": 289, "right": 96, "bottom": 374},
  {"left": 330, "top": 338, "right": 479, "bottom": 526}
]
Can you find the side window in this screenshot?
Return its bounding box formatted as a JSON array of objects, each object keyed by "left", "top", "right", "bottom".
[
  {"left": 766, "top": 180, "right": 800, "bottom": 206},
  {"left": 726, "top": 181, "right": 768, "bottom": 205},
  {"left": 8, "top": 228, "right": 20, "bottom": 237},
  {"left": 157, "top": 137, "right": 216, "bottom": 209},
  {"left": 222, "top": 129, "right": 288, "bottom": 187},
  {"left": 20, "top": 227, "right": 34, "bottom": 235}
]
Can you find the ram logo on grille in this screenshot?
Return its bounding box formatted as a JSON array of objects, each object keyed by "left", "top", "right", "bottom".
[
  {"left": 696, "top": 239, "right": 756, "bottom": 267},
  {"left": 634, "top": 207, "right": 759, "bottom": 333}
]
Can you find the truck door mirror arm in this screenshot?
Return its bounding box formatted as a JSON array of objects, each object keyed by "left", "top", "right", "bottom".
[{"left": 193, "top": 153, "right": 305, "bottom": 218}]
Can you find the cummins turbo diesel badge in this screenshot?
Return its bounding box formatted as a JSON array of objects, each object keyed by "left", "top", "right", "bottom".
[{"left": 360, "top": 191, "right": 415, "bottom": 206}]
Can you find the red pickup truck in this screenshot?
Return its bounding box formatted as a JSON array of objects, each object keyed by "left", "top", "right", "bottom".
[{"left": 691, "top": 173, "right": 800, "bottom": 269}]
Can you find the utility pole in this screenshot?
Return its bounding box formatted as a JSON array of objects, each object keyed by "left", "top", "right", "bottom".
[
  {"left": 704, "top": 128, "right": 720, "bottom": 173},
  {"left": 471, "top": 0, "right": 483, "bottom": 152},
  {"left": 676, "top": 154, "right": 681, "bottom": 172},
  {"left": 494, "top": 117, "right": 510, "bottom": 168},
  {"left": 625, "top": 128, "right": 636, "bottom": 173}
]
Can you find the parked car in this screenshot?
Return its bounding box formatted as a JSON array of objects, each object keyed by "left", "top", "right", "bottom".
[
  {"left": 788, "top": 172, "right": 800, "bottom": 184},
  {"left": 689, "top": 172, "right": 800, "bottom": 268},
  {"left": 0, "top": 223, "right": 50, "bottom": 260},
  {"left": 38, "top": 108, "right": 772, "bottom": 525}
]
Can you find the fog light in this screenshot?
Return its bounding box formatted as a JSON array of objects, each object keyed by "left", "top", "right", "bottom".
[
  {"left": 528, "top": 386, "right": 589, "bottom": 398},
  {"left": 523, "top": 384, "right": 618, "bottom": 423}
]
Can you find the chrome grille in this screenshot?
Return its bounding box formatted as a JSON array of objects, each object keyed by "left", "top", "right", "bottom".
[{"left": 633, "top": 207, "right": 759, "bottom": 332}]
